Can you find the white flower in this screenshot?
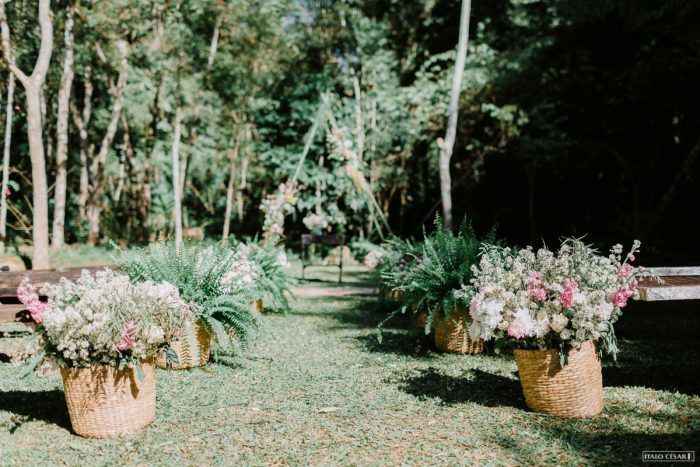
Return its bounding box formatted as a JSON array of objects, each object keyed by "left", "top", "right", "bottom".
[
  {"left": 596, "top": 302, "right": 614, "bottom": 321},
  {"left": 550, "top": 313, "right": 569, "bottom": 333}
]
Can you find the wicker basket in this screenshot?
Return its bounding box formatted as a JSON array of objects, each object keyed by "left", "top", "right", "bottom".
[
  {"left": 156, "top": 319, "right": 211, "bottom": 370},
  {"left": 390, "top": 289, "right": 404, "bottom": 302},
  {"left": 60, "top": 360, "right": 155, "bottom": 438},
  {"left": 414, "top": 310, "right": 428, "bottom": 331},
  {"left": 251, "top": 299, "right": 264, "bottom": 313},
  {"left": 433, "top": 306, "right": 484, "bottom": 354},
  {"left": 514, "top": 340, "right": 603, "bottom": 418}
]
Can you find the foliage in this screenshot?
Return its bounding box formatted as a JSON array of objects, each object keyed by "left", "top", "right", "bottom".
[
  {"left": 18, "top": 269, "right": 186, "bottom": 369},
  {"left": 3, "top": 0, "right": 700, "bottom": 264},
  {"left": 241, "top": 242, "right": 294, "bottom": 313},
  {"left": 118, "top": 242, "right": 258, "bottom": 357},
  {"left": 467, "top": 239, "right": 649, "bottom": 363},
  {"left": 374, "top": 236, "right": 421, "bottom": 291},
  {"left": 379, "top": 219, "right": 494, "bottom": 333}
]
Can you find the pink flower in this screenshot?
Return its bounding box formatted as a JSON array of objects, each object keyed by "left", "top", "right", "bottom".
[
  {"left": 507, "top": 321, "right": 528, "bottom": 339},
  {"left": 16, "top": 278, "right": 46, "bottom": 324},
  {"left": 559, "top": 279, "right": 578, "bottom": 309},
  {"left": 529, "top": 287, "right": 547, "bottom": 302},
  {"left": 17, "top": 278, "right": 39, "bottom": 306},
  {"left": 617, "top": 263, "right": 634, "bottom": 278},
  {"left": 27, "top": 301, "right": 47, "bottom": 324},
  {"left": 116, "top": 321, "right": 138, "bottom": 352},
  {"left": 611, "top": 286, "right": 635, "bottom": 308},
  {"left": 527, "top": 272, "right": 547, "bottom": 302},
  {"left": 629, "top": 254, "right": 636, "bottom": 262}
]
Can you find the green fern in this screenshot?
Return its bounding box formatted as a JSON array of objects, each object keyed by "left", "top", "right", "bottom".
[
  {"left": 118, "top": 242, "right": 259, "bottom": 355},
  {"left": 381, "top": 218, "right": 495, "bottom": 332},
  {"left": 245, "top": 244, "right": 294, "bottom": 313}
]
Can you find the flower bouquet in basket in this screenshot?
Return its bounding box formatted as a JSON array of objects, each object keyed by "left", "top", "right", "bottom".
[
  {"left": 18, "top": 269, "right": 187, "bottom": 438},
  {"left": 120, "top": 243, "right": 259, "bottom": 369},
  {"left": 468, "top": 239, "right": 648, "bottom": 418}
]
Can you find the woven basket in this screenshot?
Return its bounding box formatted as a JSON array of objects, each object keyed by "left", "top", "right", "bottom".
[
  {"left": 390, "top": 289, "right": 404, "bottom": 302},
  {"left": 60, "top": 360, "right": 155, "bottom": 438},
  {"left": 156, "top": 319, "right": 211, "bottom": 370},
  {"left": 433, "top": 306, "right": 484, "bottom": 354},
  {"left": 514, "top": 340, "right": 603, "bottom": 418},
  {"left": 414, "top": 310, "right": 428, "bottom": 331},
  {"left": 251, "top": 299, "right": 264, "bottom": 313}
]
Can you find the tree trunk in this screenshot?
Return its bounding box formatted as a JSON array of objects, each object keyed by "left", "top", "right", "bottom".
[
  {"left": 207, "top": 14, "right": 222, "bottom": 72},
  {"left": 86, "top": 204, "right": 101, "bottom": 246},
  {"left": 85, "top": 41, "right": 129, "bottom": 246},
  {"left": 171, "top": 107, "right": 183, "bottom": 252},
  {"left": 353, "top": 75, "right": 364, "bottom": 161},
  {"left": 0, "top": 72, "right": 15, "bottom": 252},
  {"left": 0, "top": 0, "right": 54, "bottom": 269},
  {"left": 71, "top": 67, "right": 93, "bottom": 224},
  {"left": 237, "top": 151, "right": 249, "bottom": 221},
  {"left": 222, "top": 142, "right": 240, "bottom": 243},
  {"left": 51, "top": 4, "right": 75, "bottom": 250},
  {"left": 26, "top": 89, "right": 51, "bottom": 269},
  {"left": 438, "top": 0, "right": 471, "bottom": 231}
]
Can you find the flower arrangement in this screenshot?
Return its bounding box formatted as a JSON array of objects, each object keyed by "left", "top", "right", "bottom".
[
  {"left": 467, "top": 238, "right": 647, "bottom": 362},
  {"left": 302, "top": 212, "right": 330, "bottom": 235},
  {"left": 119, "top": 243, "right": 259, "bottom": 361},
  {"left": 241, "top": 243, "right": 293, "bottom": 312},
  {"left": 363, "top": 249, "right": 385, "bottom": 269},
  {"left": 261, "top": 182, "right": 297, "bottom": 244},
  {"left": 18, "top": 269, "right": 186, "bottom": 369}
]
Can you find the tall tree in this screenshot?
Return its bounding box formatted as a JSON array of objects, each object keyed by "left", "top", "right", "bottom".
[
  {"left": 85, "top": 40, "right": 129, "bottom": 245},
  {"left": 171, "top": 106, "right": 183, "bottom": 252},
  {"left": 0, "top": 0, "right": 54, "bottom": 269},
  {"left": 51, "top": 3, "right": 75, "bottom": 249},
  {"left": 0, "top": 71, "right": 14, "bottom": 252},
  {"left": 438, "top": 0, "right": 471, "bottom": 231}
]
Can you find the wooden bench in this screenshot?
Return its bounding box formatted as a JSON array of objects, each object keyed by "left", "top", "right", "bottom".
[
  {"left": 0, "top": 267, "right": 110, "bottom": 361},
  {"left": 637, "top": 267, "right": 700, "bottom": 301},
  {"left": 300, "top": 234, "right": 345, "bottom": 283}
]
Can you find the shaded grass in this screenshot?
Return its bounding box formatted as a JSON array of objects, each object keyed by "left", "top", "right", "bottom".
[{"left": 1, "top": 278, "right": 699, "bottom": 465}]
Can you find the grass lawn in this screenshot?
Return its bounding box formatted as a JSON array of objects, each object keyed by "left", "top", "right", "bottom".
[{"left": 1, "top": 267, "right": 698, "bottom": 466}]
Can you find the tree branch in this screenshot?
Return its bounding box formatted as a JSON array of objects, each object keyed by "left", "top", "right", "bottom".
[{"left": 0, "top": 1, "right": 30, "bottom": 86}]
